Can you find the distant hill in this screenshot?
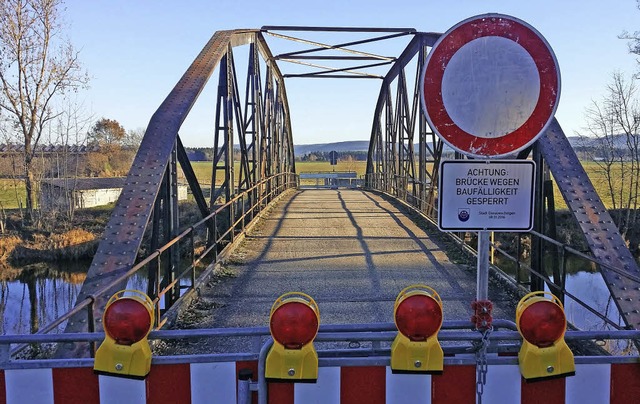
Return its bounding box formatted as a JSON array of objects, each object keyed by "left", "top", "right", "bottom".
[
  {"left": 567, "top": 134, "right": 631, "bottom": 150},
  {"left": 189, "top": 134, "right": 596, "bottom": 162},
  {"left": 566, "top": 136, "right": 582, "bottom": 148},
  {"left": 294, "top": 141, "right": 369, "bottom": 156}
]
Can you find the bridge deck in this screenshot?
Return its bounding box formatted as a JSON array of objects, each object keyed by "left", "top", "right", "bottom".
[{"left": 165, "top": 189, "right": 519, "bottom": 353}]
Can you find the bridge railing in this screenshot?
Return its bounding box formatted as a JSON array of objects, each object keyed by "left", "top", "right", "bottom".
[
  {"left": 10, "top": 173, "right": 298, "bottom": 358},
  {"left": 298, "top": 171, "right": 363, "bottom": 189},
  {"left": 365, "top": 172, "right": 640, "bottom": 334}
]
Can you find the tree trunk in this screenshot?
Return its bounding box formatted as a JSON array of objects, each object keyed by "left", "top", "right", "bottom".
[{"left": 24, "top": 153, "right": 35, "bottom": 224}]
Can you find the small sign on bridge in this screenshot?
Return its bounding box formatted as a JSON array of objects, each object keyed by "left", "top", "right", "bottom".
[
  {"left": 438, "top": 160, "right": 535, "bottom": 231},
  {"left": 329, "top": 150, "right": 338, "bottom": 166}
]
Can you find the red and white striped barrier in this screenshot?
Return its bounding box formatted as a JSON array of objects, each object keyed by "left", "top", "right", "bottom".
[{"left": 1, "top": 362, "right": 639, "bottom": 403}]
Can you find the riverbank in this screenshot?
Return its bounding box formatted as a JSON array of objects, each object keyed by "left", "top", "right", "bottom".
[
  {"left": 0, "top": 206, "right": 110, "bottom": 265},
  {"left": 1, "top": 228, "right": 98, "bottom": 264},
  {"left": 0, "top": 200, "right": 206, "bottom": 265}
]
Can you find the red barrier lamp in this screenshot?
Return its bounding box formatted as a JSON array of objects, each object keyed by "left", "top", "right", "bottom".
[
  {"left": 391, "top": 284, "right": 443, "bottom": 373},
  {"left": 265, "top": 292, "right": 319, "bottom": 382},
  {"left": 516, "top": 291, "right": 575, "bottom": 381},
  {"left": 94, "top": 290, "right": 154, "bottom": 379}
]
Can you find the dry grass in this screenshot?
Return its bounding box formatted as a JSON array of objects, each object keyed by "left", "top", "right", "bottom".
[
  {"left": 9, "top": 229, "right": 97, "bottom": 262},
  {"left": 0, "top": 235, "right": 21, "bottom": 261},
  {"left": 34, "top": 228, "right": 95, "bottom": 250}
]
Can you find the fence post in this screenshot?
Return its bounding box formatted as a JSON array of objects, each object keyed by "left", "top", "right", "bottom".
[{"left": 238, "top": 368, "right": 254, "bottom": 404}]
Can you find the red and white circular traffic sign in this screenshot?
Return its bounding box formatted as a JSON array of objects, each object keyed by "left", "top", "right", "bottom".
[{"left": 421, "top": 14, "right": 560, "bottom": 157}]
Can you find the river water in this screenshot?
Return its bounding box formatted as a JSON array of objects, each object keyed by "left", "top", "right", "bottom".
[{"left": 0, "top": 260, "right": 147, "bottom": 335}]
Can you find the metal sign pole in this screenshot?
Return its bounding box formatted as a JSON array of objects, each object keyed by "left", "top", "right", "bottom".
[{"left": 476, "top": 231, "right": 490, "bottom": 301}]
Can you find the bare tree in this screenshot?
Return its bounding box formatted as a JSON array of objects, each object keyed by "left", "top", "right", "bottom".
[
  {"left": 46, "top": 97, "right": 92, "bottom": 224},
  {"left": 620, "top": 0, "right": 640, "bottom": 75},
  {"left": 0, "top": 0, "right": 88, "bottom": 224},
  {"left": 584, "top": 72, "right": 640, "bottom": 241},
  {"left": 123, "top": 127, "right": 145, "bottom": 149}
]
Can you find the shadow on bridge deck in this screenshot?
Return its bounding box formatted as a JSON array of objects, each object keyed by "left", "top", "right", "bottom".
[{"left": 161, "top": 189, "right": 521, "bottom": 354}]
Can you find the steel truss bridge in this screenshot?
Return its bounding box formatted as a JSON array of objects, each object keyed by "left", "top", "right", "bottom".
[{"left": 43, "top": 26, "right": 640, "bottom": 358}]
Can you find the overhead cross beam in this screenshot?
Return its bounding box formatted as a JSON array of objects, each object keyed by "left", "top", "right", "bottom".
[{"left": 263, "top": 27, "right": 417, "bottom": 79}]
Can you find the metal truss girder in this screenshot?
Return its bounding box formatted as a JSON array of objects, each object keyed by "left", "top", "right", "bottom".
[
  {"left": 538, "top": 119, "right": 640, "bottom": 329},
  {"left": 176, "top": 136, "right": 209, "bottom": 219},
  {"left": 57, "top": 29, "right": 289, "bottom": 358},
  {"left": 365, "top": 33, "right": 440, "bottom": 179},
  {"left": 261, "top": 26, "right": 417, "bottom": 33}
]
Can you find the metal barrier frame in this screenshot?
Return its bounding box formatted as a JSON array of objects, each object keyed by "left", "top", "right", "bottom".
[{"left": 2, "top": 320, "right": 639, "bottom": 403}]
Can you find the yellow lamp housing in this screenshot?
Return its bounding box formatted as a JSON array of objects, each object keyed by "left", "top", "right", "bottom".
[
  {"left": 391, "top": 284, "right": 444, "bottom": 374},
  {"left": 516, "top": 291, "right": 575, "bottom": 381},
  {"left": 265, "top": 292, "right": 320, "bottom": 382},
  {"left": 94, "top": 290, "right": 155, "bottom": 379}
]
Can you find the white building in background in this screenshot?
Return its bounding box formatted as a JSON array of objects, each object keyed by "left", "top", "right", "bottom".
[{"left": 40, "top": 177, "right": 188, "bottom": 210}]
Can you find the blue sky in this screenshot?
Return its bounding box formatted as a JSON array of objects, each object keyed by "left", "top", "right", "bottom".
[{"left": 65, "top": 0, "right": 639, "bottom": 147}]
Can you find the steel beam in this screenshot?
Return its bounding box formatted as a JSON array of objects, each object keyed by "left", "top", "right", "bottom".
[
  {"left": 57, "top": 30, "right": 295, "bottom": 358},
  {"left": 538, "top": 119, "right": 640, "bottom": 329}
]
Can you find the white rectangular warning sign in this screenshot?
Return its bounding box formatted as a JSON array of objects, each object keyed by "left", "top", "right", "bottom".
[{"left": 438, "top": 160, "right": 535, "bottom": 231}]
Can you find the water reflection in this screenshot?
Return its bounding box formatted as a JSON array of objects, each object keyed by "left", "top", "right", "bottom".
[
  {"left": 0, "top": 261, "right": 147, "bottom": 335},
  {"left": 495, "top": 253, "right": 635, "bottom": 354},
  {"left": 497, "top": 254, "right": 622, "bottom": 327},
  {"left": 1, "top": 261, "right": 86, "bottom": 335}
]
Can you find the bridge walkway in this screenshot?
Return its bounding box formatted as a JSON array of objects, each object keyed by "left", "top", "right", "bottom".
[{"left": 162, "top": 189, "right": 519, "bottom": 354}]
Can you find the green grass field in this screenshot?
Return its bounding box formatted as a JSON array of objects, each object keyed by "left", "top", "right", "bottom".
[
  {"left": 550, "top": 161, "right": 633, "bottom": 211},
  {"left": 188, "top": 160, "right": 368, "bottom": 182},
  {"left": 0, "top": 160, "right": 631, "bottom": 212},
  {"left": 0, "top": 179, "right": 27, "bottom": 211}
]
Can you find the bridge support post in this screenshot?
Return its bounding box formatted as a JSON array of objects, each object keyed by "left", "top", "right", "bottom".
[
  {"left": 531, "top": 146, "right": 546, "bottom": 292},
  {"left": 477, "top": 231, "right": 490, "bottom": 301}
]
